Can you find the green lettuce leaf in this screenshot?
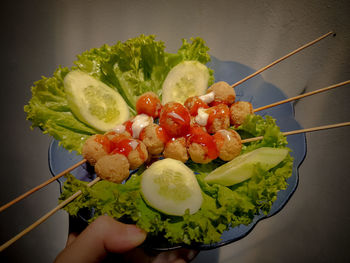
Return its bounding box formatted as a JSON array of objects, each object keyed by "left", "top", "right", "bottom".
[{"left": 25, "top": 35, "right": 213, "bottom": 153}]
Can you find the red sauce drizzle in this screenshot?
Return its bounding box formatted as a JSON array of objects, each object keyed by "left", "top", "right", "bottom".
[
  {"left": 206, "top": 104, "right": 230, "bottom": 133},
  {"left": 209, "top": 99, "right": 226, "bottom": 107},
  {"left": 94, "top": 134, "right": 112, "bottom": 153},
  {"left": 187, "top": 126, "right": 218, "bottom": 160},
  {"left": 124, "top": 120, "right": 133, "bottom": 136},
  {"left": 156, "top": 126, "right": 170, "bottom": 143},
  {"left": 184, "top": 96, "right": 208, "bottom": 116},
  {"left": 111, "top": 138, "right": 146, "bottom": 161}
]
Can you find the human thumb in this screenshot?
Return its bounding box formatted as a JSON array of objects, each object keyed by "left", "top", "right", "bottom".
[{"left": 55, "top": 215, "right": 146, "bottom": 263}]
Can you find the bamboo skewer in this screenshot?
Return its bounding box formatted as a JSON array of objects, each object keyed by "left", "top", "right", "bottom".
[
  {"left": 1, "top": 121, "right": 350, "bottom": 251},
  {"left": 0, "top": 177, "right": 100, "bottom": 252},
  {"left": 231, "top": 31, "right": 334, "bottom": 89},
  {"left": 253, "top": 80, "right": 350, "bottom": 112},
  {"left": 0, "top": 159, "right": 87, "bottom": 213},
  {"left": 241, "top": 122, "right": 350, "bottom": 143}
]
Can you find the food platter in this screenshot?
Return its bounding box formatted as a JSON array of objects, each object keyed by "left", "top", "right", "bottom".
[{"left": 48, "top": 56, "right": 306, "bottom": 250}]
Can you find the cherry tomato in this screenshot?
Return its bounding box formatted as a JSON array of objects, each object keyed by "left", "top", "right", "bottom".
[
  {"left": 159, "top": 102, "right": 191, "bottom": 138},
  {"left": 136, "top": 92, "right": 162, "bottom": 118}
]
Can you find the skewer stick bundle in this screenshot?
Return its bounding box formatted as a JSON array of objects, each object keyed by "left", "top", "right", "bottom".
[{"left": 1, "top": 121, "right": 349, "bottom": 251}]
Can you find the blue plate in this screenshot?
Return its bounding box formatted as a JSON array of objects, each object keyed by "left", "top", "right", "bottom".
[{"left": 48, "top": 56, "right": 306, "bottom": 250}]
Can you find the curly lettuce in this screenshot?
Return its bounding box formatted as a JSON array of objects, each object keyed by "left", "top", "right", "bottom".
[{"left": 24, "top": 35, "right": 213, "bottom": 153}]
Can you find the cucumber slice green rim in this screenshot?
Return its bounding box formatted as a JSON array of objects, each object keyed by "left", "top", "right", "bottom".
[
  {"left": 204, "top": 147, "right": 289, "bottom": 186},
  {"left": 64, "top": 70, "right": 129, "bottom": 132},
  {"left": 162, "top": 61, "right": 210, "bottom": 104},
  {"left": 141, "top": 158, "right": 203, "bottom": 216}
]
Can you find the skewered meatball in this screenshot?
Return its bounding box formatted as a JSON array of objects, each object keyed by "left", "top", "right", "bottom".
[
  {"left": 207, "top": 81, "right": 236, "bottom": 106},
  {"left": 95, "top": 154, "right": 130, "bottom": 183},
  {"left": 163, "top": 137, "right": 189, "bottom": 163},
  {"left": 187, "top": 127, "right": 218, "bottom": 164},
  {"left": 213, "top": 129, "right": 242, "bottom": 161},
  {"left": 136, "top": 92, "right": 162, "bottom": 118},
  {"left": 139, "top": 123, "right": 168, "bottom": 155},
  {"left": 184, "top": 96, "right": 208, "bottom": 116},
  {"left": 159, "top": 102, "right": 191, "bottom": 138},
  {"left": 205, "top": 104, "right": 230, "bottom": 134},
  {"left": 230, "top": 101, "right": 253, "bottom": 127},
  {"left": 111, "top": 138, "right": 148, "bottom": 170},
  {"left": 82, "top": 134, "right": 111, "bottom": 165}
]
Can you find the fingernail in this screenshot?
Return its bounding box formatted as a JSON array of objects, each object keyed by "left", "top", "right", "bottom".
[{"left": 126, "top": 225, "right": 147, "bottom": 243}]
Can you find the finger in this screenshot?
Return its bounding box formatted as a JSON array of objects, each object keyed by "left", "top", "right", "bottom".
[
  {"left": 55, "top": 215, "right": 147, "bottom": 263},
  {"left": 66, "top": 232, "right": 78, "bottom": 247}
]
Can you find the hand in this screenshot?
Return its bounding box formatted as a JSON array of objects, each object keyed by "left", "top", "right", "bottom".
[{"left": 55, "top": 215, "right": 198, "bottom": 263}]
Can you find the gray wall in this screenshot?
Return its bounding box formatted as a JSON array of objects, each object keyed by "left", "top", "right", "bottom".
[{"left": 1, "top": 0, "right": 349, "bottom": 262}]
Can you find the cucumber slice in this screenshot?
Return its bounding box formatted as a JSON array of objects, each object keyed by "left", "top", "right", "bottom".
[
  {"left": 64, "top": 71, "right": 129, "bottom": 132},
  {"left": 162, "top": 61, "right": 210, "bottom": 104},
  {"left": 141, "top": 158, "right": 203, "bottom": 216},
  {"left": 204, "top": 147, "right": 289, "bottom": 186}
]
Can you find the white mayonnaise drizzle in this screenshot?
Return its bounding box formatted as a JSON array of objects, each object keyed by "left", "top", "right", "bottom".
[
  {"left": 131, "top": 114, "right": 152, "bottom": 139},
  {"left": 112, "top": 124, "right": 126, "bottom": 134},
  {"left": 195, "top": 108, "right": 209, "bottom": 126},
  {"left": 129, "top": 140, "right": 139, "bottom": 150},
  {"left": 199, "top": 91, "right": 215, "bottom": 104},
  {"left": 168, "top": 112, "right": 185, "bottom": 122}
]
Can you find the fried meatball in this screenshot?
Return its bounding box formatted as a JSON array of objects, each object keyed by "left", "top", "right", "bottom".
[
  {"left": 82, "top": 134, "right": 111, "bottom": 166},
  {"left": 205, "top": 104, "right": 230, "bottom": 134},
  {"left": 136, "top": 92, "right": 162, "bottom": 118},
  {"left": 213, "top": 129, "right": 242, "bottom": 161},
  {"left": 230, "top": 101, "right": 253, "bottom": 127},
  {"left": 139, "top": 123, "right": 168, "bottom": 155},
  {"left": 95, "top": 154, "right": 130, "bottom": 183},
  {"left": 110, "top": 138, "right": 148, "bottom": 170},
  {"left": 184, "top": 96, "right": 209, "bottom": 116},
  {"left": 163, "top": 137, "right": 189, "bottom": 163},
  {"left": 187, "top": 127, "right": 218, "bottom": 164},
  {"left": 207, "top": 81, "right": 236, "bottom": 106},
  {"left": 127, "top": 140, "right": 148, "bottom": 169},
  {"left": 159, "top": 102, "right": 191, "bottom": 138},
  {"left": 105, "top": 130, "right": 131, "bottom": 143}
]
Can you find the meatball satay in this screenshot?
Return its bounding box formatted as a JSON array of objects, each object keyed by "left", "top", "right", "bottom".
[
  {"left": 139, "top": 123, "right": 169, "bottom": 155},
  {"left": 82, "top": 134, "right": 112, "bottom": 165},
  {"left": 207, "top": 81, "right": 236, "bottom": 106},
  {"left": 187, "top": 127, "right": 218, "bottom": 164},
  {"left": 230, "top": 101, "right": 254, "bottom": 127},
  {"left": 163, "top": 137, "right": 189, "bottom": 163},
  {"left": 95, "top": 154, "right": 130, "bottom": 183},
  {"left": 159, "top": 102, "right": 191, "bottom": 138},
  {"left": 213, "top": 129, "right": 242, "bottom": 161},
  {"left": 136, "top": 92, "right": 162, "bottom": 118}
]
